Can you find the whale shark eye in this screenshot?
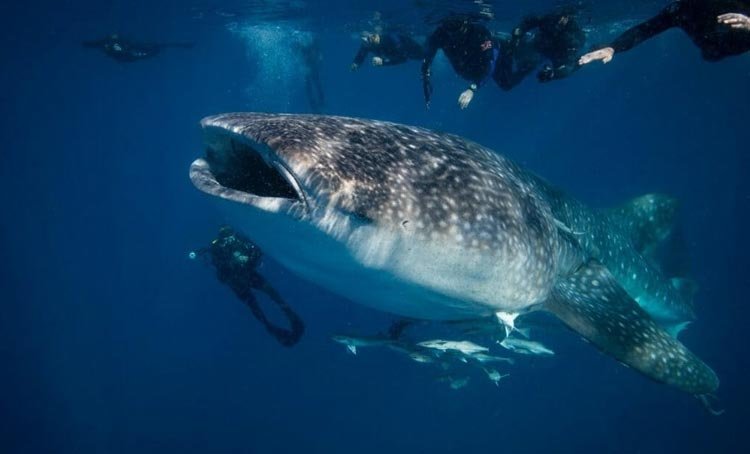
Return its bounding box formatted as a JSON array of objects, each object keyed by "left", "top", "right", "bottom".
[{"left": 205, "top": 139, "right": 299, "bottom": 200}]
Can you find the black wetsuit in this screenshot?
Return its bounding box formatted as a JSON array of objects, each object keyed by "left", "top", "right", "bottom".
[
  {"left": 509, "top": 12, "right": 587, "bottom": 82},
  {"left": 199, "top": 227, "right": 305, "bottom": 347},
  {"left": 352, "top": 33, "right": 424, "bottom": 66},
  {"left": 82, "top": 35, "right": 193, "bottom": 62},
  {"left": 421, "top": 18, "right": 500, "bottom": 104},
  {"left": 607, "top": 0, "right": 750, "bottom": 61}
]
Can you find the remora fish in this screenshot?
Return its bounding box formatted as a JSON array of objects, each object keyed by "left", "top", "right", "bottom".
[
  {"left": 190, "top": 113, "right": 718, "bottom": 396},
  {"left": 331, "top": 334, "right": 393, "bottom": 355},
  {"left": 483, "top": 368, "right": 510, "bottom": 386},
  {"left": 470, "top": 353, "right": 514, "bottom": 364},
  {"left": 418, "top": 340, "right": 489, "bottom": 356},
  {"left": 499, "top": 337, "right": 555, "bottom": 356}
]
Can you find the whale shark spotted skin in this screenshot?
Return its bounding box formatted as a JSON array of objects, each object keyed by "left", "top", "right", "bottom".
[{"left": 190, "top": 113, "right": 718, "bottom": 396}]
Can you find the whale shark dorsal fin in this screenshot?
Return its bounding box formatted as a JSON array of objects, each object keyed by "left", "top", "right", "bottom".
[
  {"left": 614, "top": 194, "right": 678, "bottom": 254},
  {"left": 543, "top": 260, "right": 718, "bottom": 395}
]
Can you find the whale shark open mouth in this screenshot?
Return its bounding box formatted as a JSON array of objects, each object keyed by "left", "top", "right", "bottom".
[{"left": 190, "top": 128, "right": 307, "bottom": 214}]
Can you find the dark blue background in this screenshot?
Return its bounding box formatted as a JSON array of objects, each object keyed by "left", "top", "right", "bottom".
[{"left": 1, "top": 1, "right": 748, "bottom": 452}]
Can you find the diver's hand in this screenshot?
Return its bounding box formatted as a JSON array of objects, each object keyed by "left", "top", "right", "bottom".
[
  {"left": 372, "top": 56, "right": 383, "bottom": 66},
  {"left": 717, "top": 13, "right": 750, "bottom": 31},
  {"left": 578, "top": 47, "right": 615, "bottom": 65},
  {"left": 458, "top": 88, "right": 474, "bottom": 109},
  {"left": 350, "top": 63, "right": 359, "bottom": 71}
]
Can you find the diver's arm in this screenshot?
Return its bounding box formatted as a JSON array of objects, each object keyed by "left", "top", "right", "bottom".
[
  {"left": 609, "top": 5, "right": 679, "bottom": 53},
  {"left": 421, "top": 32, "right": 441, "bottom": 106},
  {"left": 579, "top": 4, "right": 679, "bottom": 65}
]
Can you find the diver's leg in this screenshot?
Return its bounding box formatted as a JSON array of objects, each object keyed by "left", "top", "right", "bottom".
[{"left": 255, "top": 278, "right": 306, "bottom": 346}]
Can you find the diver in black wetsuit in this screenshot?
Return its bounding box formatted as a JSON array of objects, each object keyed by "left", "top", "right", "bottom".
[
  {"left": 191, "top": 226, "right": 305, "bottom": 347},
  {"left": 421, "top": 17, "right": 502, "bottom": 109},
  {"left": 507, "top": 8, "right": 587, "bottom": 83},
  {"left": 82, "top": 34, "right": 193, "bottom": 62},
  {"left": 292, "top": 35, "right": 325, "bottom": 113},
  {"left": 350, "top": 32, "right": 424, "bottom": 70},
  {"left": 579, "top": 0, "right": 750, "bottom": 66}
]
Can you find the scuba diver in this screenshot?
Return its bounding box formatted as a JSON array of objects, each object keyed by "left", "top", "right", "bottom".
[
  {"left": 507, "top": 7, "right": 587, "bottom": 83},
  {"left": 350, "top": 31, "right": 425, "bottom": 70},
  {"left": 82, "top": 34, "right": 194, "bottom": 63},
  {"left": 421, "top": 16, "right": 501, "bottom": 109},
  {"left": 292, "top": 34, "right": 326, "bottom": 113},
  {"left": 579, "top": 0, "right": 750, "bottom": 66},
  {"left": 190, "top": 226, "right": 305, "bottom": 347}
]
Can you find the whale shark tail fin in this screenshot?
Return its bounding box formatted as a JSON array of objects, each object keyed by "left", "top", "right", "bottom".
[
  {"left": 614, "top": 194, "right": 679, "bottom": 255},
  {"left": 543, "top": 259, "right": 718, "bottom": 396}
]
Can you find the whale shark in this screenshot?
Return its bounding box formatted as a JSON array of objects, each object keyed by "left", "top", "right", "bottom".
[{"left": 189, "top": 113, "right": 718, "bottom": 397}]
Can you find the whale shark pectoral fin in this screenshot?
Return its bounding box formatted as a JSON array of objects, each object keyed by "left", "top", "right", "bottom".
[{"left": 543, "top": 260, "right": 718, "bottom": 395}]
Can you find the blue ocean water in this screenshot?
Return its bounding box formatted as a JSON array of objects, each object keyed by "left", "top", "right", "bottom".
[{"left": 1, "top": 0, "right": 749, "bottom": 452}]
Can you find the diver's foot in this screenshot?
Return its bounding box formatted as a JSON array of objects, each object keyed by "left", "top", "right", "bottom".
[
  {"left": 578, "top": 47, "right": 615, "bottom": 65},
  {"left": 717, "top": 13, "right": 750, "bottom": 31}
]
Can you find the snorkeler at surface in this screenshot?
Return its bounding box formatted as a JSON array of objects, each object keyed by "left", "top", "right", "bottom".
[
  {"left": 421, "top": 16, "right": 503, "bottom": 109},
  {"left": 350, "top": 32, "right": 425, "bottom": 70},
  {"left": 506, "top": 7, "right": 587, "bottom": 83},
  {"left": 191, "top": 226, "right": 305, "bottom": 347},
  {"left": 292, "top": 35, "right": 326, "bottom": 113},
  {"left": 579, "top": 0, "right": 750, "bottom": 66},
  {"left": 82, "top": 34, "right": 193, "bottom": 62}
]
